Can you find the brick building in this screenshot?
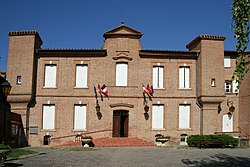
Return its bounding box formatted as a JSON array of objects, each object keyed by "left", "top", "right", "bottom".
[{"left": 5, "top": 23, "right": 249, "bottom": 147}]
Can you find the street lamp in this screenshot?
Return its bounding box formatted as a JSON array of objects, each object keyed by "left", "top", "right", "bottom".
[{"left": 1, "top": 81, "right": 12, "bottom": 144}]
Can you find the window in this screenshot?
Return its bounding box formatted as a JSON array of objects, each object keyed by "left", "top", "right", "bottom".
[
  {"left": 211, "top": 78, "right": 216, "bottom": 87},
  {"left": 232, "top": 80, "right": 238, "bottom": 93},
  {"left": 179, "top": 104, "right": 190, "bottom": 129},
  {"left": 75, "top": 64, "right": 88, "bottom": 88},
  {"left": 42, "top": 105, "right": 55, "bottom": 130},
  {"left": 224, "top": 56, "right": 231, "bottom": 67},
  {"left": 225, "top": 81, "right": 232, "bottom": 93},
  {"left": 179, "top": 67, "right": 190, "bottom": 89},
  {"left": 116, "top": 62, "right": 128, "bottom": 86},
  {"left": 16, "top": 76, "right": 21, "bottom": 85},
  {"left": 74, "top": 105, "right": 87, "bottom": 130},
  {"left": 44, "top": 65, "right": 57, "bottom": 87},
  {"left": 152, "top": 104, "right": 164, "bottom": 129},
  {"left": 153, "top": 66, "right": 163, "bottom": 89}
]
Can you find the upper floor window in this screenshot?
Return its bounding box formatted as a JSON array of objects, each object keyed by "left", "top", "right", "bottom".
[
  {"left": 42, "top": 105, "right": 55, "bottom": 130},
  {"left": 75, "top": 64, "right": 88, "bottom": 88},
  {"left": 224, "top": 56, "right": 231, "bottom": 67},
  {"left": 179, "top": 66, "right": 190, "bottom": 89},
  {"left": 116, "top": 62, "right": 128, "bottom": 86},
  {"left": 153, "top": 66, "right": 164, "bottom": 89},
  {"left": 44, "top": 64, "right": 57, "bottom": 88},
  {"left": 225, "top": 81, "right": 232, "bottom": 93}
]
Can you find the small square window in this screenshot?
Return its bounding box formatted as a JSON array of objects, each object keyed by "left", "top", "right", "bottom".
[
  {"left": 211, "top": 78, "right": 216, "bottom": 87},
  {"left": 16, "top": 76, "right": 21, "bottom": 85}
]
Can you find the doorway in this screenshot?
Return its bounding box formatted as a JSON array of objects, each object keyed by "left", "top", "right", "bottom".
[
  {"left": 222, "top": 113, "right": 233, "bottom": 132},
  {"left": 112, "top": 110, "right": 129, "bottom": 137}
]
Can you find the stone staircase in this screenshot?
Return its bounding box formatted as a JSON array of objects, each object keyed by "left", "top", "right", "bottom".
[{"left": 54, "top": 137, "right": 155, "bottom": 148}]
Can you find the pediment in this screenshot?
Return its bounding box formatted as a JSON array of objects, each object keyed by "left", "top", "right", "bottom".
[{"left": 103, "top": 23, "right": 143, "bottom": 39}]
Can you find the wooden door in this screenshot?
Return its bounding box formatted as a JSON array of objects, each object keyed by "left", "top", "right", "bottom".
[
  {"left": 113, "top": 110, "right": 129, "bottom": 137},
  {"left": 113, "top": 115, "right": 121, "bottom": 137}
]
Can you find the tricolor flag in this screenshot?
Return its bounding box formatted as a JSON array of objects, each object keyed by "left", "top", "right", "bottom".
[
  {"left": 142, "top": 84, "right": 147, "bottom": 95},
  {"left": 94, "top": 85, "right": 97, "bottom": 99},
  {"left": 97, "top": 84, "right": 103, "bottom": 101},
  {"left": 146, "top": 84, "right": 154, "bottom": 96},
  {"left": 101, "top": 84, "right": 108, "bottom": 97}
]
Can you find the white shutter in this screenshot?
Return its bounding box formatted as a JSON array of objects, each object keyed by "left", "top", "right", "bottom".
[
  {"left": 222, "top": 114, "right": 233, "bottom": 132},
  {"left": 153, "top": 67, "right": 158, "bottom": 89},
  {"left": 74, "top": 105, "right": 86, "bottom": 130},
  {"left": 43, "top": 105, "right": 55, "bottom": 129},
  {"left": 44, "top": 65, "right": 57, "bottom": 87},
  {"left": 232, "top": 80, "right": 238, "bottom": 93},
  {"left": 224, "top": 56, "right": 231, "bottom": 67},
  {"left": 152, "top": 105, "right": 164, "bottom": 129},
  {"left": 179, "top": 105, "right": 190, "bottom": 129},
  {"left": 153, "top": 66, "right": 163, "bottom": 89},
  {"left": 158, "top": 67, "right": 164, "bottom": 88},
  {"left": 179, "top": 67, "right": 184, "bottom": 88},
  {"left": 116, "top": 63, "right": 128, "bottom": 86},
  {"left": 76, "top": 65, "right": 88, "bottom": 87},
  {"left": 185, "top": 67, "right": 190, "bottom": 88}
]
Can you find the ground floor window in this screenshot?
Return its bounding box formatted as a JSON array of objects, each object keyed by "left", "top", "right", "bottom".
[
  {"left": 42, "top": 105, "right": 55, "bottom": 130},
  {"left": 152, "top": 104, "right": 164, "bottom": 129},
  {"left": 74, "top": 105, "right": 87, "bottom": 130}
]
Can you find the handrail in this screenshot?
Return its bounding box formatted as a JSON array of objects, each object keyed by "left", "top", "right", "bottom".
[
  {"left": 50, "top": 129, "right": 112, "bottom": 140},
  {"left": 238, "top": 127, "right": 250, "bottom": 140}
]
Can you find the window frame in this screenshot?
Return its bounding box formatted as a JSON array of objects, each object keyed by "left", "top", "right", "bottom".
[{"left": 153, "top": 66, "right": 164, "bottom": 89}]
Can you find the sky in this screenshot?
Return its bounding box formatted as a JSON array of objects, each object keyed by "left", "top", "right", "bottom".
[{"left": 0, "top": 0, "right": 241, "bottom": 71}]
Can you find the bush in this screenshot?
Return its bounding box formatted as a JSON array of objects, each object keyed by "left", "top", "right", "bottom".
[
  {"left": 0, "top": 144, "right": 11, "bottom": 150},
  {"left": 187, "top": 134, "right": 238, "bottom": 148}
]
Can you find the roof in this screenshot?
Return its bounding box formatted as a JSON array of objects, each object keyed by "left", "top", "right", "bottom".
[
  {"left": 103, "top": 22, "right": 143, "bottom": 39},
  {"left": 36, "top": 48, "right": 107, "bottom": 57},
  {"left": 8, "top": 30, "right": 43, "bottom": 45},
  {"left": 139, "top": 49, "right": 199, "bottom": 59},
  {"left": 186, "top": 34, "right": 226, "bottom": 49}
]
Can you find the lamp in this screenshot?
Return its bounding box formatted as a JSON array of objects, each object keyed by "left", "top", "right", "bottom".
[
  {"left": 95, "top": 103, "right": 100, "bottom": 112},
  {"left": 1, "top": 81, "right": 12, "bottom": 97},
  {"left": 144, "top": 104, "right": 149, "bottom": 113}
]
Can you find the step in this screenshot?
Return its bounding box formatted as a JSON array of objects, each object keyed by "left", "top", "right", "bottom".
[{"left": 54, "top": 137, "right": 155, "bottom": 148}]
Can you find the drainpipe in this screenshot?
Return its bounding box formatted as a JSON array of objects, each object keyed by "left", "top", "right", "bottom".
[{"left": 195, "top": 51, "right": 203, "bottom": 135}]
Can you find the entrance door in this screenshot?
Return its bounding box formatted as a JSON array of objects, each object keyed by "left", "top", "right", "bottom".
[
  {"left": 222, "top": 114, "right": 233, "bottom": 132},
  {"left": 112, "top": 110, "right": 129, "bottom": 137}
]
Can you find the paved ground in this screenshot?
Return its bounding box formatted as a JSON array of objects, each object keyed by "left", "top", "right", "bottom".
[{"left": 4, "top": 147, "right": 250, "bottom": 167}]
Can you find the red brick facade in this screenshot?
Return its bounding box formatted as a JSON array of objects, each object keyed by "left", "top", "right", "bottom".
[{"left": 6, "top": 24, "right": 249, "bottom": 147}]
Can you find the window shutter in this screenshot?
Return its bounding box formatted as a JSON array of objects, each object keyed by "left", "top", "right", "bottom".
[
  {"left": 179, "top": 105, "right": 190, "bottom": 129},
  {"left": 152, "top": 105, "right": 164, "bottom": 129},
  {"left": 74, "top": 105, "right": 86, "bottom": 130},
  {"left": 224, "top": 56, "right": 231, "bottom": 67},
  {"left": 232, "top": 80, "right": 238, "bottom": 93},
  {"left": 185, "top": 67, "right": 190, "bottom": 88},
  {"left": 158, "top": 67, "right": 163, "bottom": 88},
  {"left": 43, "top": 105, "right": 55, "bottom": 129},
  {"left": 116, "top": 63, "right": 128, "bottom": 86},
  {"left": 76, "top": 65, "right": 88, "bottom": 87},
  {"left": 179, "top": 67, "right": 184, "bottom": 88},
  {"left": 44, "top": 65, "right": 57, "bottom": 87}
]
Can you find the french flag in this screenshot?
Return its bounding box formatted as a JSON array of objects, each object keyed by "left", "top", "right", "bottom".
[
  {"left": 101, "top": 84, "right": 108, "bottom": 97},
  {"left": 142, "top": 84, "right": 147, "bottom": 95},
  {"left": 146, "top": 84, "right": 154, "bottom": 96}
]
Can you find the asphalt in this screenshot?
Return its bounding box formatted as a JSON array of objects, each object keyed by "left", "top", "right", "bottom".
[{"left": 4, "top": 146, "right": 250, "bottom": 167}]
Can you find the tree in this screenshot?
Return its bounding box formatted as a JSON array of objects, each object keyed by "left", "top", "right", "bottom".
[{"left": 232, "top": 0, "right": 250, "bottom": 89}]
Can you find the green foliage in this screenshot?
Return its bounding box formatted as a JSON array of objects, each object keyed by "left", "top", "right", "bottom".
[
  {"left": 232, "top": 0, "right": 250, "bottom": 88},
  {"left": 0, "top": 144, "right": 11, "bottom": 150},
  {"left": 187, "top": 134, "right": 239, "bottom": 148},
  {"left": 8, "top": 149, "right": 37, "bottom": 159}
]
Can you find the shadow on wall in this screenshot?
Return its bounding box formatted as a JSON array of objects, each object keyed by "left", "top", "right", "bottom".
[{"left": 182, "top": 153, "right": 250, "bottom": 167}]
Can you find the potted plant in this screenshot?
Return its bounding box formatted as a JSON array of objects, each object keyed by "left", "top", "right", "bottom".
[
  {"left": 155, "top": 134, "right": 171, "bottom": 146},
  {"left": 81, "top": 135, "right": 93, "bottom": 147}
]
